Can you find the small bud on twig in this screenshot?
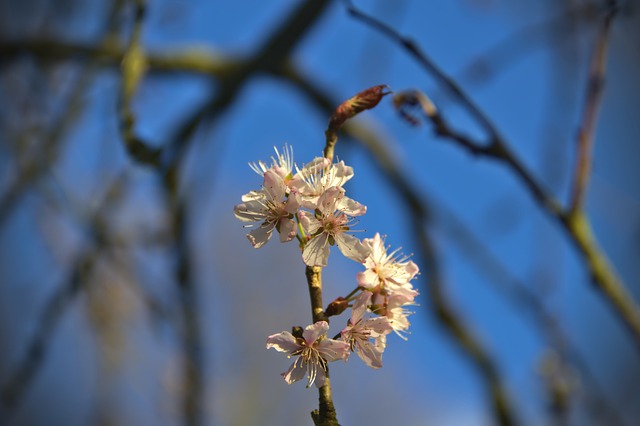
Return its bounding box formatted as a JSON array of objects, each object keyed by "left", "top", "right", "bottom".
[
  {"left": 328, "top": 85, "right": 392, "bottom": 133},
  {"left": 325, "top": 297, "right": 349, "bottom": 317},
  {"left": 324, "top": 85, "right": 392, "bottom": 162}
]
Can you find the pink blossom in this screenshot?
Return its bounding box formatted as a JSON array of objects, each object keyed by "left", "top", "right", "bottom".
[
  {"left": 375, "top": 293, "right": 416, "bottom": 340},
  {"left": 358, "top": 233, "right": 419, "bottom": 299},
  {"left": 298, "top": 186, "right": 369, "bottom": 266},
  {"left": 340, "top": 291, "right": 392, "bottom": 369},
  {"left": 234, "top": 170, "right": 300, "bottom": 248},
  {"left": 290, "top": 158, "right": 355, "bottom": 209},
  {"left": 266, "top": 321, "right": 350, "bottom": 388},
  {"left": 249, "top": 144, "right": 295, "bottom": 184}
]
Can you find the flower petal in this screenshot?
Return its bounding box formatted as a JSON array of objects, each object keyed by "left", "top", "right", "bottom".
[
  {"left": 282, "top": 358, "right": 306, "bottom": 385},
  {"left": 351, "top": 291, "right": 372, "bottom": 323},
  {"left": 355, "top": 339, "right": 384, "bottom": 369},
  {"left": 263, "top": 169, "right": 286, "bottom": 201},
  {"left": 302, "top": 321, "right": 329, "bottom": 344},
  {"left": 278, "top": 218, "right": 297, "bottom": 243},
  {"left": 335, "top": 233, "right": 370, "bottom": 263},
  {"left": 336, "top": 195, "right": 366, "bottom": 216},
  {"left": 364, "top": 317, "right": 393, "bottom": 337},
  {"left": 316, "top": 338, "right": 350, "bottom": 362},
  {"left": 298, "top": 211, "right": 321, "bottom": 236},
  {"left": 233, "top": 199, "right": 266, "bottom": 222},
  {"left": 246, "top": 223, "right": 274, "bottom": 248},
  {"left": 316, "top": 186, "right": 343, "bottom": 215},
  {"left": 357, "top": 269, "right": 380, "bottom": 290},
  {"left": 302, "top": 233, "right": 330, "bottom": 266},
  {"left": 313, "top": 367, "right": 327, "bottom": 388},
  {"left": 266, "top": 331, "right": 299, "bottom": 353}
]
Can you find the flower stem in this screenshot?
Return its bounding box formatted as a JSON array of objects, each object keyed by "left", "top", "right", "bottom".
[
  {"left": 344, "top": 286, "right": 362, "bottom": 301},
  {"left": 305, "top": 266, "right": 340, "bottom": 426}
]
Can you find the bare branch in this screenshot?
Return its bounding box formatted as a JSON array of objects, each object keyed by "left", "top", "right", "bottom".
[
  {"left": 568, "top": 5, "right": 616, "bottom": 213},
  {"left": 341, "top": 1, "right": 640, "bottom": 348}
]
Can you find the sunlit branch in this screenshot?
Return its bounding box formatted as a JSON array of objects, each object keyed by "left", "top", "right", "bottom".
[
  {"left": 118, "top": 0, "right": 161, "bottom": 168},
  {"left": 342, "top": 0, "right": 640, "bottom": 349},
  {"left": 276, "top": 66, "right": 520, "bottom": 426}
]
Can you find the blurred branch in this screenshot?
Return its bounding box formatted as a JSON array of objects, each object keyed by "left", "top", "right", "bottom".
[
  {"left": 117, "top": 2, "right": 335, "bottom": 425},
  {"left": 0, "top": 173, "right": 127, "bottom": 422},
  {"left": 277, "top": 66, "right": 520, "bottom": 426},
  {"left": 118, "top": 0, "right": 160, "bottom": 167},
  {"left": 305, "top": 266, "right": 339, "bottom": 426},
  {"left": 343, "top": 0, "right": 640, "bottom": 349},
  {"left": 568, "top": 4, "right": 615, "bottom": 214},
  {"left": 0, "top": 14, "right": 128, "bottom": 229},
  {"left": 454, "top": 4, "right": 599, "bottom": 90},
  {"left": 307, "top": 85, "right": 390, "bottom": 426},
  {"left": 433, "top": 198, "right": 626, "bottom": 425},
  {"left": 0, "top": 38, "right": 236, "bottom": 75}
]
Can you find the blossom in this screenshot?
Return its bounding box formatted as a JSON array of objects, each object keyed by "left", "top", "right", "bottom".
[
  {"left": 289, "top": 158, "right": 355, "bottom": 209},
  {"left": 266, "top": 321, "right": 350, "bottom": 388},
  {"left": 357, "top": 233, "right": 419, "bottom": 299},
  {"left": 298, "top": 186, "right": 369, "bottom": 266},
  {"left": 340, "top": 291, "right": 392, "bottom": 369},
  {"left": 375, "top": 293, "right": 416, "bottom": 340},
  {"left": 249, "top": 144, "right": 295, "bottom": 184},
  {"left": 233, "top": 170, "right": 300, "bottom": 248}
]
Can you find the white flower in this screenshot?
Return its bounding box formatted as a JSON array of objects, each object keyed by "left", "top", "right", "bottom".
[
  {"left": 249, "top": 144, "right": 295, "bottom": 183},
  {"left": 234, "top": 170, "right": 299, "bottom": 248},
  {"left": 340, "top": 291, "right": 392, "bottom": 369},
  {"left": 298, "top": 186, "right": 369, "bottom": 266},
  {"left": 379, "top": 293, "right": 416, "bottom": 340},
  {"left": 358, "top": 233, "right": 419, "bottom": 299},
  {"left": 290, "top": 158, "right": 355, "bottom": 209},
  {"left": 266, "top": 321, "right": 350, "bottom": 388}
]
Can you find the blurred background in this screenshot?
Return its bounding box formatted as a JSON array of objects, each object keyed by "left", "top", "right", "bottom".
[{"left": 1, "top": 0, "right": 639, "bottom": 425}]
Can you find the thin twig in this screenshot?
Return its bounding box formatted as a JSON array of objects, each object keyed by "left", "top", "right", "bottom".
[
  {"left": 278, "top": 67, "right": 521, "bottom": 426},
  {"left": 118, "top": 0, "right": 162, "bottom": 168},
  {"left": 0, "top": 174, "right": 127, "bottom": 422},
  {"left": 0, "top": 6, "right": 125, "bottom": 228},
  {"left": 342, "top": 1, "right": 640, "bottom": 348},
  {"left": 305, "top": 266, "right": 338, "bottom": 426},
  {"left": 568, "top": 4, "right": 616, "bottom": 214}
]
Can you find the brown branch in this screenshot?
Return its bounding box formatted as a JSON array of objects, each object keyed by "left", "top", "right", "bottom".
[
  {"left": 150, "top": 3, "right": 336, "bottom": 425},
  {"left": 305, "top": 266, "right": 338, "bottom": 426},
  {"left": 118, "top": 0, "right": 161, "bottom": 168},
  {"left": 278, "top": 67, "right": 520, "bottom": 426},
  {"left": 306, "top": 84, "right": 390, "bottom": 426},
  {"left": 568, "top": 5, "right": 615, "bottom": 213},
  {"left": 342, "top": 1, "right": 640, "bottom": 349},
  {"left": 394, "top": 85, "right": 640, "bottom": 348}
]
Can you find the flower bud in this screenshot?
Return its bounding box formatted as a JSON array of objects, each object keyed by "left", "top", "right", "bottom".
[
  {"left": 328, "top": 85, "right": 392, "bottom": 132},
  {"left": 325, "top": 297, "right": 349, "bottom": 317}
]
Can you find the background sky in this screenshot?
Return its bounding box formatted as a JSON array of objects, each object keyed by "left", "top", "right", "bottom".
[{"left": 1, "top": 0, "right": 639, "bottom": 425}]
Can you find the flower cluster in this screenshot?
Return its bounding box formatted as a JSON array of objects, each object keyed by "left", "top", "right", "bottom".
[
  {"left": 234, "top": 145, "right": 368, "bottom": 266},
  {"left": 235, "top": 145, "right": 419, "bottom": 387}
]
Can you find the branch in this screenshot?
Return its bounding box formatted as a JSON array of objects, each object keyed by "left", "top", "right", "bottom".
[
  {"left": 343, "top": 1, "right": 640, "bottom": 349},
  {"left": 0, "top": 174, "right": 127, "bottom": 421},
  {"left": 278, "top": 67, "right": 520, "bottom": 426},
  {"left": 568, "top": 4, "right": 615, "bottom": 213},
  {"left": 305, "top": 266, "right": 338, "bottom": 426},
  {"left": 118, "top": 0, "right": 161, "bottom": 168}
]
